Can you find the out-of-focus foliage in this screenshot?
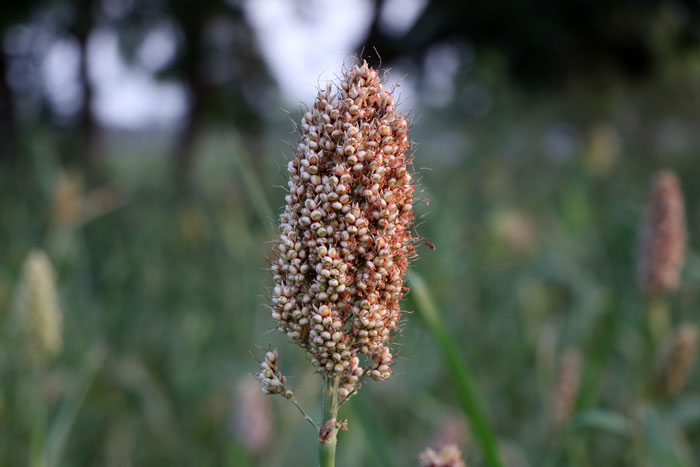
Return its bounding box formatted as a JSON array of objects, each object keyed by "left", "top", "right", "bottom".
[
  {"left": 0, "top": 0, "right": 274, "bottom": 184},
  {"left": 4, "top": 1, "right": 700, "bottom": 465},
  {"left": 3, "top": 47, "right": 700, "bottom": 465},
  {"left": 362, "top": 0, "right": 700, "bottom": 86}
]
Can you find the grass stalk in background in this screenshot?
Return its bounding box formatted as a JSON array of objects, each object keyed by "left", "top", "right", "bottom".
[
  {"left": 648, "top": 296, "right": 671, "bottom": 346},
  {"left": 46, "top": 344, "right": 107, "bottom": 467},
  {"left": 408, "top": 271, "right": 503, "bottom": 467},
  {"left": 29, "top": 373, "right": 48, "bottom": 467},
  {"left": 225, "top": 130, "right": 275, "bottom": 231}
]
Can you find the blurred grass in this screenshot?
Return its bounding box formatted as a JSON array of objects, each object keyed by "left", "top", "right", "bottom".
[{"left": 3, "top": 63, "right": 700, "bottom": 466}]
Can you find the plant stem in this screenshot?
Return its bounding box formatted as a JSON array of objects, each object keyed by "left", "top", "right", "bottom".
[
  {"left": 648, "top": 296, "right": 670, "bottom": 345},
  {"left": 29, "top": 370, "right": 48, "bottom": 467},
  {"left": 319, "top": 375, "right": 339, "bottom": 467},
  {"left": 290, "top": 398, "right": 320, "bottom": 430},
  {"left": 646, "top": 296, "right": 672, "bottom": 402}
]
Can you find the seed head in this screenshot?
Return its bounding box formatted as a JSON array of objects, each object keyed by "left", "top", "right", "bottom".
[
  {"left": 338, "top": 356, "right": 363, "bottom": 399},
  {"left": 552, "top": 347, "right": 582, "bottom": 427},
  {"left": 653, "top": 323, "right": 699, "bottom": 399},
  {"left": 256, "top": 349, "right": 294, "bottom": 399},
  {"left": 419, "top": 444, "right": 466, "bottom": 467},
  {"left": 431, "top": 414, "right": 469, "bottom": 453},
  {"left": 13, "top": 250, "right": 63, "bottom": 365},
  {"left": 234, "top": 379, "right": 273, "bottom": 454},
  {"left": 638, "top": 170, "right": 686, "bottom": 295},
  {"left": 270, "top": 61, "right": 415, "bottom": 395}
]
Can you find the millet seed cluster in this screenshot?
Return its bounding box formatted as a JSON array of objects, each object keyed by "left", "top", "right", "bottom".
[{"left": 270, "top": 61, "right": 415, "bottom": 396}]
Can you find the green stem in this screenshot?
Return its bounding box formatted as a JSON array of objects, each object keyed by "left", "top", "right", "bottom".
[
  {"left": 319, "top": 376, "right": 339, "bottom": 467},
  {"left": 648, "top": 296, "right": 670, "bottom": 345},
  {"left": 29, "top": 370, "right": 48, "bottom": 467},
  {"left": 290, "top": 398, "right": 320, "bottom": 430},
  {"left": 646, "top": 295, "right": 672, "bottom": 402}
]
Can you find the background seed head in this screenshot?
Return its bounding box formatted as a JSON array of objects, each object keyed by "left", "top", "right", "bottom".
[
  {"left": 12, "top": 250, "right": 63, "bottom": 365},
  {"left": 233, "top": 379, "right": 273, "bottom": 454},
  {"left": 638, "top": 170, "right": 686, "bottom": 295},
  {"left": 419, "top": 444, "right": 466, "bottom": 467},
  {"left": 270, "top": 61, "right": 416, "bottom": 392},
  {"left": 552, "top": 346, "right": 582, "bottom": 427},
  {"left": 654, "top": 323, "right": 699, "bottom": 399}
]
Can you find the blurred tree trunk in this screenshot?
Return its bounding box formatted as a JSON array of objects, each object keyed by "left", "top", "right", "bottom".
[
  {"left": 360, "top": 0, "right": 401, "bottom": 67},
  {"left": 166, "top": 2, "right": 273, "bottom": 193},
  {"left": 73, "top": 0, "right": 102, "bottom": 180},
  {"left": 174, "top": 75, "right": 208, "bottom": 193},
  {"left": 0, "top": 50, "right": 17, "bottom": 166},
  {"left": 172, "top": 9, "right": 208, "bottom": 193}
]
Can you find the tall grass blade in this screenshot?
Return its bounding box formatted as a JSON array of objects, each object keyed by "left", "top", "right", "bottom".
[
  {"left": 225, "top": 130, "right": 275, "bottom": 232},
  {"left": 46, "top": 344, "right": 107, "bottom": 467},
  {"left": 408, "top": 271, "right": 502, "bottom": 467}
]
